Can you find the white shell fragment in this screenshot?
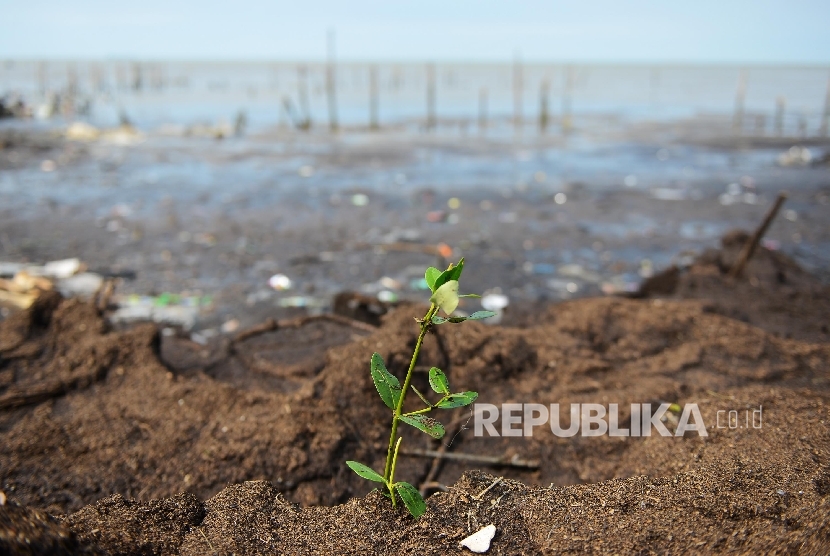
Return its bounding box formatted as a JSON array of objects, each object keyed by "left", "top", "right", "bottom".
[{"left": 460, "top": 524, "right": 496, "bottom": 553}]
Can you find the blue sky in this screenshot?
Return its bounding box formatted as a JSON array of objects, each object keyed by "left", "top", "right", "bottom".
[{"left": 1, "top": 0, "right": 829, "bottom": 63}]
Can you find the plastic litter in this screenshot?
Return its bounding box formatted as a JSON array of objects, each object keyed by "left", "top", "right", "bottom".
[
  {"left": 459, "top": 524, "right": 496, "bottom": 553},
  {"left": 268, "top": 274, "right": 292, "bottom": 290},
  {"left": 481, "top": 293, "right": 509, "bottom": 312},
  {"left": 351, "top": 193, "right": 369, "bottom": 206},
  {"left": 377, "top": 290, "right": 398, "bottom": 303},
  {"left": 57, "top": 272, "right": 103, "bottom": 298}
]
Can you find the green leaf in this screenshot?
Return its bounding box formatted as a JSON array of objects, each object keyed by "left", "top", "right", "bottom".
[
  {"left": 436, "top": 391, "right": 478, "bottom": 409},
  {"left": 467, "top": 310, "right": 496, "bottom": 320},
  {"left": 346, "top": 461, "right": 386, "bottom": 483},
  {"left": 446, "top": 258, "right": 464, "bottom": 282},
  {"left": 458, "top": 293, "right": 481, "bottom": 298},
  {"left": 370, "top": 352, "right": 402, "bottom": 410},
  {"left": 431, "top": 315, "right": 448, "bottom": 324},
  {"left": 428, "top": 367, "right": 450, "bottom": 395},
  {"left": 431, "top": 259, "right": 464, "bottom": 293},
  {"left": 425, "top": 267, "right": 442, "bottom": 292},
  {"left": 395, "top": 482, "right": 427, "bottom": 518},
  {"left": 430, "top": 280, "right": 459, "bottom": 314},
  {"left": 399, "top": 414, "right": 445, "bottom": 439}
]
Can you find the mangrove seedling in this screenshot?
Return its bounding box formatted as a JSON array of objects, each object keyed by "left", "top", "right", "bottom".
[{"left": 346, "top": 258, "right": 495, "bottom": 517}]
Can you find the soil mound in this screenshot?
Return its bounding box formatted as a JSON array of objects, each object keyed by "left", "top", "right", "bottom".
[{"left": 1, "top": 240, "right": 829, "bottom": 553}]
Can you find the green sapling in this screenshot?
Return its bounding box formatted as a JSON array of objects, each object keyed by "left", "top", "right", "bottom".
[{"left": 346, "top": 258, "right": 495, "bottom": 517}]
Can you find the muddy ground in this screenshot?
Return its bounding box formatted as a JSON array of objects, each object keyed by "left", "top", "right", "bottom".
[{"left": 1, "top": 231, "right": 829, "bottom": 554}]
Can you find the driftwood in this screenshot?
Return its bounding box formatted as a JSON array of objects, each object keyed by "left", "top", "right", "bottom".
[{"left": 729, "top": 192, "right": 788, "bottom": 279}]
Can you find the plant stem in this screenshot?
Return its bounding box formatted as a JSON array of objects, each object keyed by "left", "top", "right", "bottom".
[
  {"left": 402, "top": 407, "right": 433, "bottom": 417},
  {"left": 384, "top": 304, "right": 436, "bottom": 481},
  {"left": 388, "top": 436, "right": 403, "bottom": 499}
]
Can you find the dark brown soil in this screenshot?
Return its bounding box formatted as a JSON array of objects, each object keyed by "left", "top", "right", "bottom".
[{"left": 1, "top": 233, "right": 829, "bottom": 554}]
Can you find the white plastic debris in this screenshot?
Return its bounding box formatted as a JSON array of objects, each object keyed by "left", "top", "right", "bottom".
[
  {"left": 268, "top": 274, "right": 292, "bottom": 290},
  {"left": 481, "top": 294, "right": 509, "bottom": 312},
  {"left": 57, "top": 272, "right": 104, "bottom": 298},
  {"left": 460, "top": 524, "right": 496, "bottom": 553},
  {"left": 40, "top": 258, "right": 81, "bottom": 279}
]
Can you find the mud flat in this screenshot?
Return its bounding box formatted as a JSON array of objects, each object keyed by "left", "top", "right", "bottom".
[{"left": 1, "top": 233, "right": 829, "bottom": 554}]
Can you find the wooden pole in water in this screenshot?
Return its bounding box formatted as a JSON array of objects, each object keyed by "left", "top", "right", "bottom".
[
  {"left": 38, "top": 61, "right": 47, "bottom": 96},
  {"left": 369, "top": 64, "right": 379, "bottom": 130},
  {"left": 326, "top": 29, "right": 338, "bottom": 132},
  {"left": 539, "top": 79, "right": 550, "bottom": 133},
  {"left": 562, "top": 65, "right": 574, "bottom": 134},
  {"left": 426, "top": 62, "right": 436, "bottom": 131},
  {"left": 132, "top": 62, "right": 142, "bottom": 92},
  {"left": 297, "top": 65, "right": 311, "bottom": 130},
  {"left": 732, "top": 70, "right": 747, "bottom": 135},
  {"left": 478, "top": 86, "right": 488, "bottom": 133},
  {"left": 513, "top": 52, "right": 523, "bottom": 132},
  {"left": 774, "top": 96, "right": 786, "bottom": 137},
  {"left": 820, "top": 74, "right": 830, "bottom": 137}
]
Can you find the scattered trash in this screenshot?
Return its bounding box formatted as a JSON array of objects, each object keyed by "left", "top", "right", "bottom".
[
  {"left": 601, "top": 275, "right": 640, "bottom": 295},
  {"left": 524, "top": 262, "right": 556, "bottom": 275},
  {"left": 65, "top": 121, "right": 100, "bottom": 142},
  {"left": 37, "top": 258, "right": 84, "bottom": 279},
  {"left": 268, "top": 274, "right": 292, "bottom": 290},
  {"left": 109, "top": 293, "right": 212, "bottom": 330},
  {"left": 221, "top": 318, "right": 240, "bottom": 334},
  {"left": 377, "top": 290, "right": 398, "bottom": 303},
  {"left": 460, "top": 524, "right": 496, "bottom": 553},
  {"left": 58, "top": 272, "right": 103, "bottom": 298},
  {"left": 409, "top": 278, "right": 431, "bottom": 290},
  {"left": 650, "top": 188, "right": 685, "bottom": 201},
  {"left": 378, "top": 277, "right": 401, "bottom": 290},
  {"left": 278, "top": 296, "right": 325, "bottom": 310},
  {"left": 427, "top": 210, "right": 447, "bottom": 223},
  {"left": 351, "top": 193, "right": 369, "bottom": 206},
  {"left": 481, "top": 293, "right": 509, "bottom": 312},
  {"left": 558, "top": 264, "right": 601, "bottom": 283},
  {"left": 778, "top": 146, "right": 812, "bottom": 166},
  {"left": 761, "top": 239, "right": 780, "bottom": 251}
]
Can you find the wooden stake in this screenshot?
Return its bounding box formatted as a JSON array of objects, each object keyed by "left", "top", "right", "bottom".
[
  {"left": 426, "top": 63, "right": 436, "bottom": 131},
  {"left": 478, "top": 86, "right": 488, "bottom": 132},
  {"left": 774, "top": 96, "right": 786, "bottom": 137},
  {"left": 513, "top": 52, "right": 523, "bottom": 132},
  {"left": 369, "top": 64, "right": 379, "bottom": 130},
  {"left": 562, "top": 65, "right": 574, "bottom": 134},
  {"left": 326, "top": 29, "right": 339, "bottom": 132},
  {"left": 539, "top": 79, "right": 550, "bottom": 133},
  {"left": 729, "top": 192, "right": 788, "bottom": 279},
  {"left": 820, "top": 74, "right": 830, "bottom": 137},
  {"left": 732, "top": 70, "right": 747, "bottom": 135},
  {"left": 297, "top": 65, "right": 311, "bottom": 130}
]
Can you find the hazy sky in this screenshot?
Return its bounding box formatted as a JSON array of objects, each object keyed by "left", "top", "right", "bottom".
[{"left": 2, "top": 0, "right": 829, "bottom": 63}]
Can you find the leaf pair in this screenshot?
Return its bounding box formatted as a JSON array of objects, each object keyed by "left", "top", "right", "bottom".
[
  {"left": 424, "top": 258, "right": 464, "bottom": 294},
  {"left": 427, "top": 367, "right": 478, "bottom": 409},
  {"left": 345, "top": 461, "right": 426, "bottom": 517}
]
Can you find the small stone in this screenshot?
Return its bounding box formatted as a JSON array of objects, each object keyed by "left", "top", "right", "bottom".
[{"left": 460, "top": 524, "right": 496, "bottom": 553}]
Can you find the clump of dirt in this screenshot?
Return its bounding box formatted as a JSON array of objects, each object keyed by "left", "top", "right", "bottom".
[
  {"left": 638, "top": 229, "right": 830, "bottom": 343},
  {"left": 1, "top": 237, "right": 829, "bottom": 553}
]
